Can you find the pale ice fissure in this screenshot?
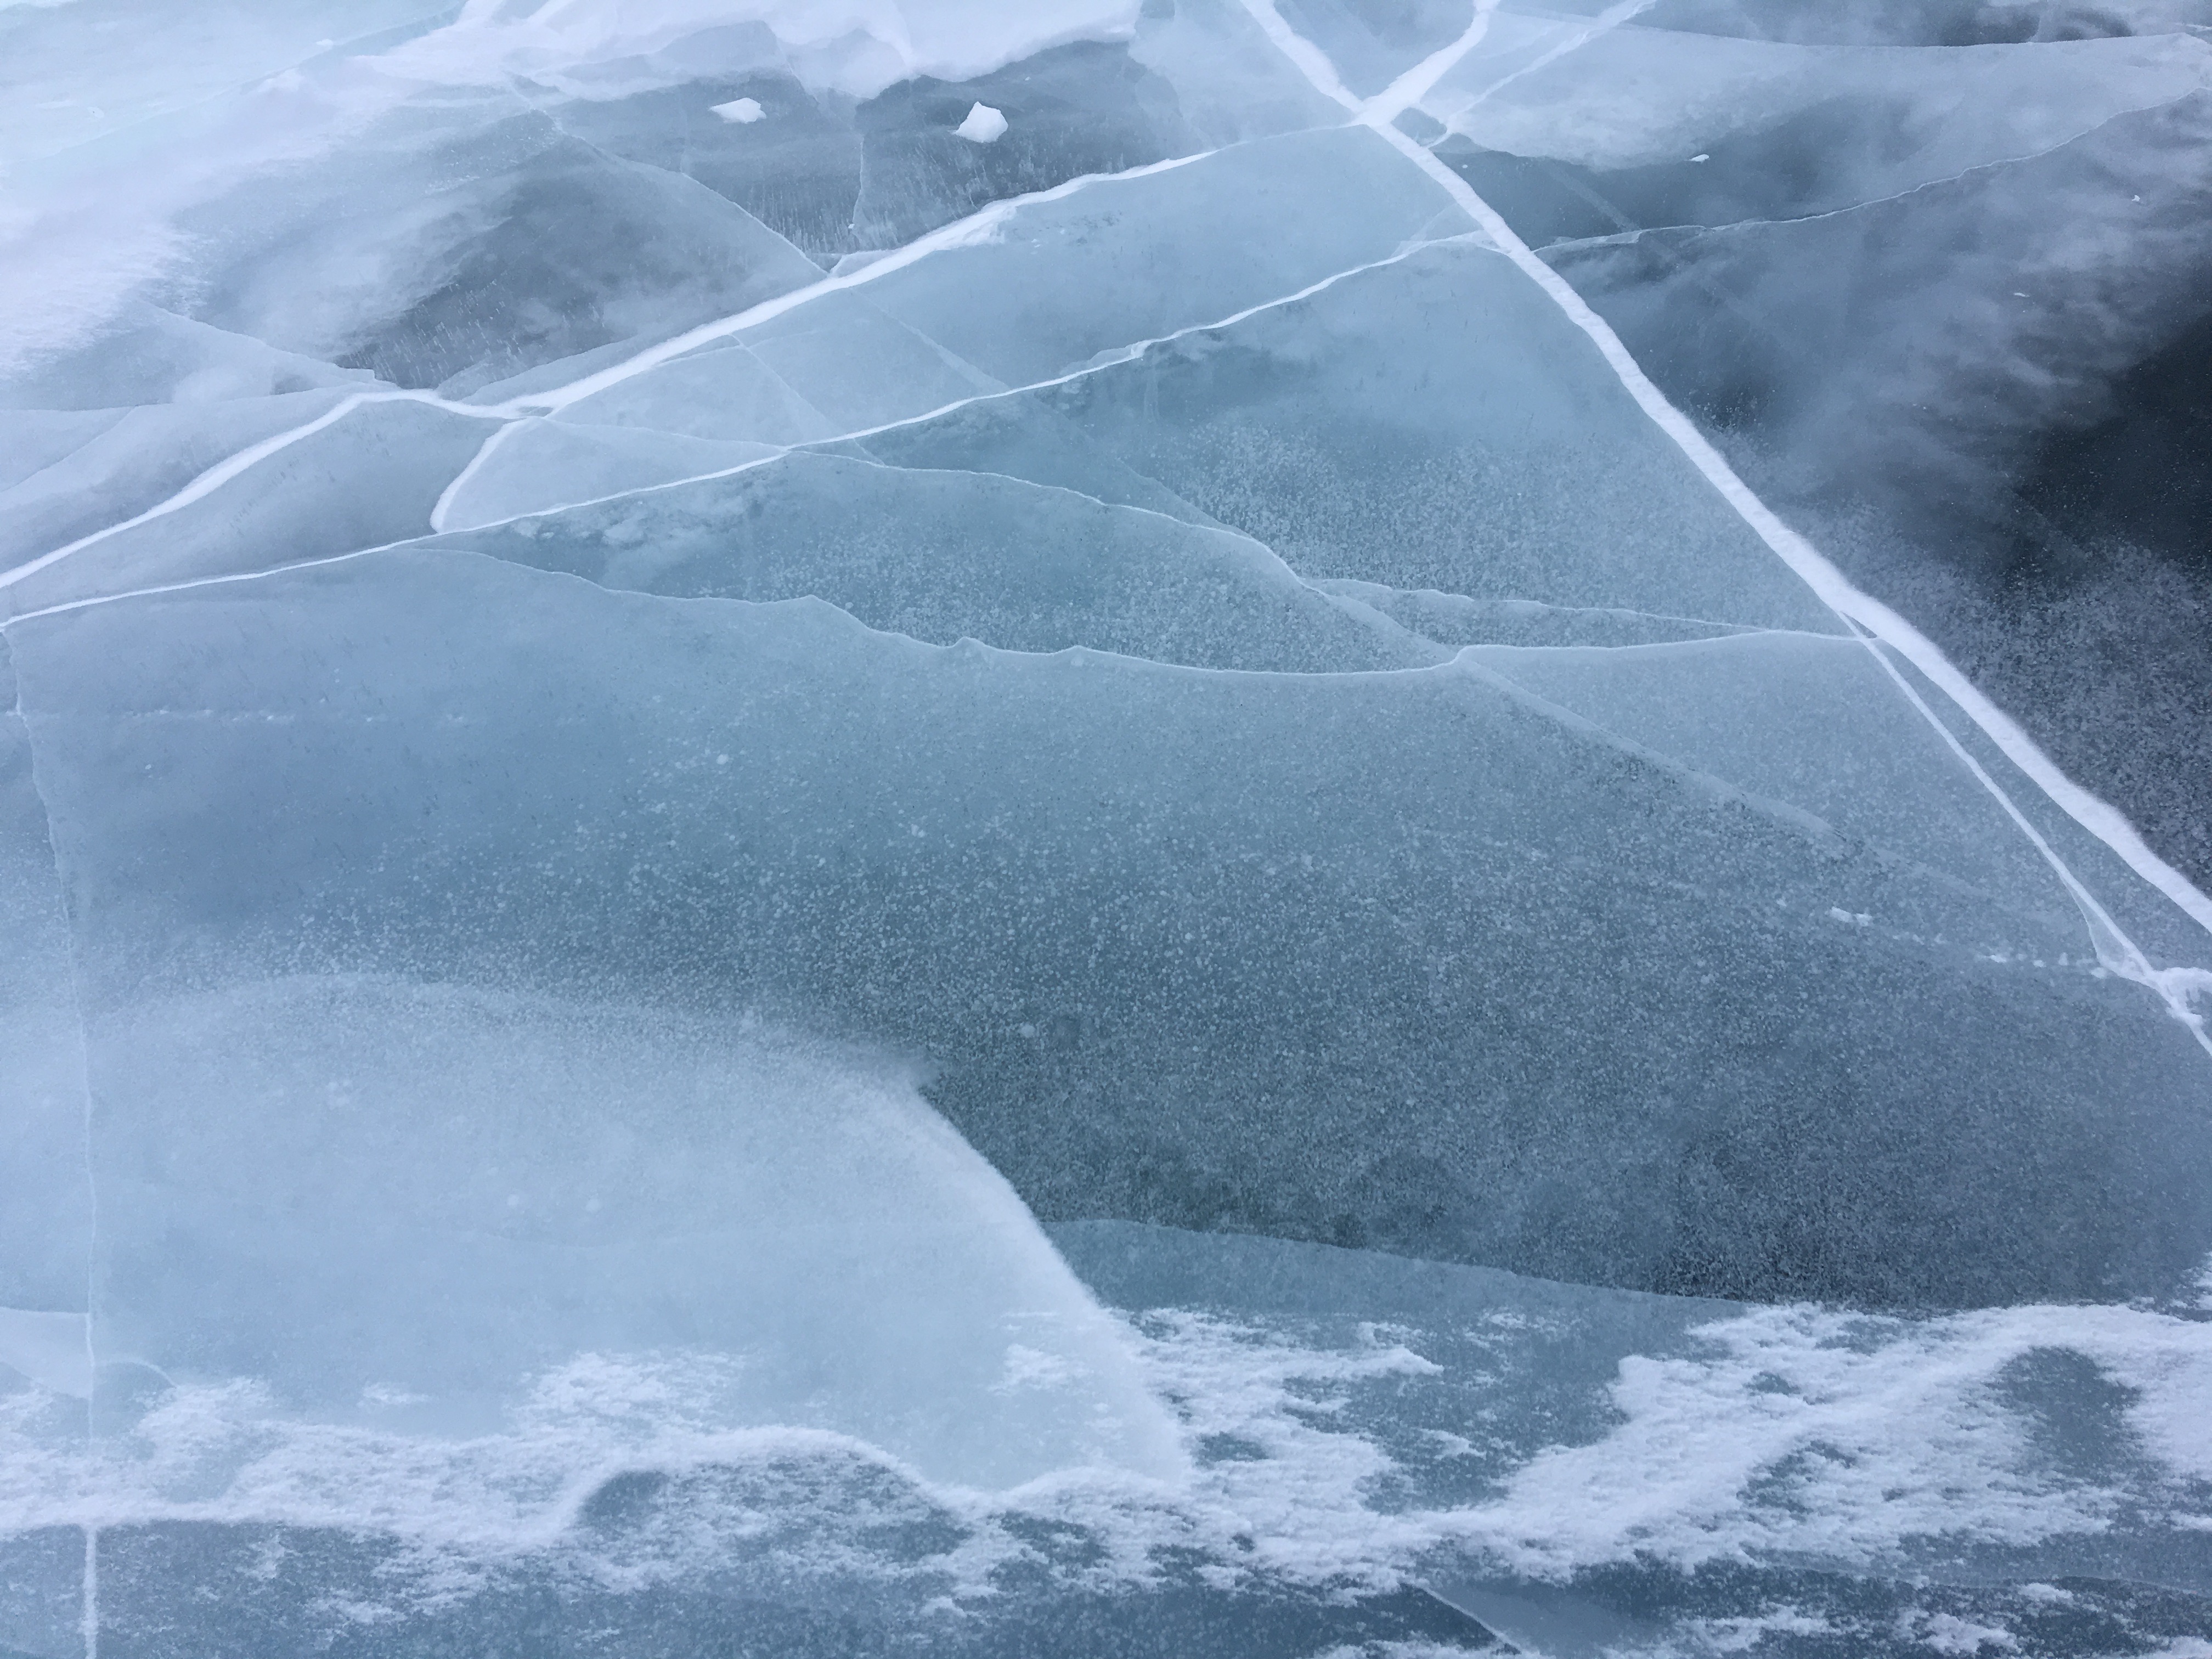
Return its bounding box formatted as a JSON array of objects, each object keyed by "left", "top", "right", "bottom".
[{"left": 3, "top": 2, "right": 2211, "bottom": 1656}]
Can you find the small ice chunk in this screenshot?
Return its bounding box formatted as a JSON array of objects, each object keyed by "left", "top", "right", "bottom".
[
  {"left": 712, "top": 97, "right": 765, "bottom": 124},
  {"left": 955, "top": 102, "right": 1007, "bottom": 144}
]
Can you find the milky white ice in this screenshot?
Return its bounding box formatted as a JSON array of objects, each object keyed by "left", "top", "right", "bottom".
[{"left": 953, "top": 100, "right": 1007, "bottom": 142}]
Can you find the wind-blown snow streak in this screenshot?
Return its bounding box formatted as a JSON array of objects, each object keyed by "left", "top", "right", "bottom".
[{"left": 1236, "top": 0, "right": 2212, "bottom": 995}]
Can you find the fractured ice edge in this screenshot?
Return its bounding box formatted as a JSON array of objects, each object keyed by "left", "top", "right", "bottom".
[{"left": 1, "top": 1, "right": 2210, "bottom": 1655}]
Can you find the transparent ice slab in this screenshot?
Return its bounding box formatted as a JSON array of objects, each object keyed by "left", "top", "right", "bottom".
[
  {"left": 157, "top": 94, "right": 827, "bottom": 397},
  {"left": 1040, "top": 234, "right": 1842, "bottom": 628},
  {"left": 71, "top": 974, "right": 1181, "bottom": 1488},
  {"left": 852, "top": 392, "right": 1220, "bottom": 522},
  {"left": 427, "top": 449, "right": 1408, "bottom": 669},
  {"left": 4, "top": 5, "right": 2212, "bottom": 1654},
  {"left": 10, "top": 549, "right": 2205, "bottom": 1311},
  {"left": 0, "top": 640, "right": 92, "bottom": 1330},
  {"left": 1458, "top": 633, "right": 2072, "bottom": 898},
  {"left": 846, "top": 42, "right": 1192, "bottom": 250},
  {"left": 1421, "top": 24, "right": 2212, "bottom": 212}
]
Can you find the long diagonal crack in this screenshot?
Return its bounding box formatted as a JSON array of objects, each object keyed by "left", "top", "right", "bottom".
[
  {"left": 1, "top": 149, "right": 1223, "bottom": 596},
  {"left": 13, "top": 15, "right": 2205, "bottom": 1026},
  {"left": 1233, "top": 0, "right": 2212, "bottom": 1031},
  {"left": 4, "top": 230, "right": 1488, "bottom": 625}
]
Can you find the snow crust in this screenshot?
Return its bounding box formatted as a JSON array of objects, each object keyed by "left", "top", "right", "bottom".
[{"left": 4, "top": 1224, "right": 2208, "bottom": 1652}]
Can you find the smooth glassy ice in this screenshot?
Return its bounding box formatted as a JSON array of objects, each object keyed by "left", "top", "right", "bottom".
[{"left": 3, "top": 2, "right": 2209, "bottom": 1655}]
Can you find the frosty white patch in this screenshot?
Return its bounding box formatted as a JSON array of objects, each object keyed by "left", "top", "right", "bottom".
[{"left": 954, "top": 101, "right": 1007, "bottom": 143}]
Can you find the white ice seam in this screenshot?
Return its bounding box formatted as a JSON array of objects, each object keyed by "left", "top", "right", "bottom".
[
  {"left": 1434, "top": 0, "right": 1660, "bottom": 120},
  {"left": 430, "top": 417, "right": 528, "bottom": 534},
  {"left": 0, "top": 234, "right": 1483, "bottom": 628},
  {"left": 1234, "top": 0, "right": 1361, "bottom": 109},
  {"left": 302, "top": 235, "right": 1488, "bottom": 558},
  {"left": 0, "top": 391, "right": 505, "bottom": 594},
  {"left": 1235, "top": 0, "right": 2212, "bottom": 983},
  {"left": 493, "top": 151, "right": 1217, "bottom": 417},
  {"left": 3, "top": 151, "right": 1219, "bottom": 594},
  {"left": 1845, "top": 619, "right": 2210, "bottom": 1051},
  {"left": 1360, "top": 0, "right": 1500, "bottom": 127}
]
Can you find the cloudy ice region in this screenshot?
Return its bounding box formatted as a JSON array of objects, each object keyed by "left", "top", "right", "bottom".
[{"left": 2, "top": 1, "right": 2210, "bottom": 1655}]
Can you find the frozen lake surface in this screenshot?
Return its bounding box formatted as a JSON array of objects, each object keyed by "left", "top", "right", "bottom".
[{"left": 2, "top": 2, "right": 2209, "bottom": 1654}]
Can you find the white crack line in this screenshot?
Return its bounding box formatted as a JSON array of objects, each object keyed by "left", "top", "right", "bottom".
[
  {"left": 0, "top": 390, "right": 504, "bottom": 595},
  {"left": 3, "top": 233, "right": 1480, "bottom": 626},
  {"left": 1235, "top": 0, "right": 2212, "bottom": 1030},
  {"left": 2, "top": 151, "right": 1218, "bottom": 596},
  {"left": 1426, "top": 0, "right": 1661, "bottom": 129},
  {"left": 483, "top": 150, "right": 1215, "bottom": 419}
]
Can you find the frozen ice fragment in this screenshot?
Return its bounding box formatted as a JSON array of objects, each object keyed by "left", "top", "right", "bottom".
[
  {"left": 953, "top": 101, "right": 1008, "bottom": 142},
  {"left": 712, "top": 96, "right": 765, "bottom": 122}
]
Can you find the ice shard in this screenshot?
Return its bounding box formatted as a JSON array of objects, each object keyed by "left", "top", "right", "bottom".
[{"left": 3, "top": 1, "right": 2209, "bottom": 1655}]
